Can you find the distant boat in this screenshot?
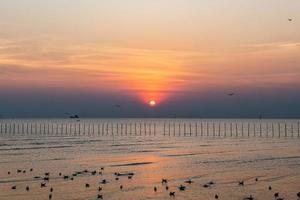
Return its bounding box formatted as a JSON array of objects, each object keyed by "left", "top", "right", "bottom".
[{"left": 69, "top": 115, "right": 80, "bottom": 119}]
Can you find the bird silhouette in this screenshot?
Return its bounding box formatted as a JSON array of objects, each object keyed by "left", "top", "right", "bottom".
[
  {"left": 288, "top": 18, "right": 293, "bottom": 21},
  {"left": 169, "top": 191, "right": 175, "bottom": 197},
  {"left": 243, "top": 195, "right": 254, "bottom": 200}
]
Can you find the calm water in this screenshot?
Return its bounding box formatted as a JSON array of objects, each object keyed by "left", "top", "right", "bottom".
[{"left": 0, "top": 119, "right": 299, "bottom": 200}]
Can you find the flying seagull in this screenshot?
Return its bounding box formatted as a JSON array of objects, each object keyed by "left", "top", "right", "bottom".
[
  {"left": 228, "top": 93, "right": 235, "bottom": 96},
  {"left": 288, "top": 18, "right": 293, "bottom": 21}
]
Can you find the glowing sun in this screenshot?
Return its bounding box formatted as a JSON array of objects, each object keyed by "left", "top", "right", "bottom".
[{"left": 149, "top": 100, "right": 156, "bottom": 107}]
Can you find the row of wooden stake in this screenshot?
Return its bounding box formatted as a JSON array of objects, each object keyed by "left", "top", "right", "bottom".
[{"left": 0, "top": 122, "right": 299, "bottom": 138}]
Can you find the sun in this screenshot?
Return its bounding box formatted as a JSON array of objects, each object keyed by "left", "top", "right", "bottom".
[{"left": 149, "top": 100, "right": 156, "bottom": 107}]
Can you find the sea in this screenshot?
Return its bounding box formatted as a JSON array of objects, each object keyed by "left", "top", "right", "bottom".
[{"left": 0, "top": 118, "right": 299, "bottom": 200}]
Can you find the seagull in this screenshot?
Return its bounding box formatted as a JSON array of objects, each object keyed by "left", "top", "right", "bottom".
[
  {"left": 169, "top": 191, "right": 175, "bottom": 197},
  {"left": 179, "top": 185, "right": 186, "bottom": 191},
  {"left": 239, "top": 181, "right": 244, "bottom": 186},
  {"left": 268, "top": 186, "right": 272, "bottom": 190},
  {"left": 228, "top": 93, "right": 235, "bottom": 96},
  {"left": 243, "top": 195, "right": 254, "bottom": 200},
  {"left": 161, "top": 179, "right": 168, "bottom": 184},
  {"left": 288, "top": 18, "right": 292, "bottom": 21}
]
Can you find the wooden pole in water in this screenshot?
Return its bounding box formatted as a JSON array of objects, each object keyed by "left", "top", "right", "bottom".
[
  {"left": 73, "top": 123, "right": 76, "bottom": 135},
  {"left": 173, "top": 123, "right": 176, "bottom": 136},
  {"left": 184, "top": 123, "right": 186, "bottom": 137},
  {"left": 224, "top": 123, "right": 226, "bottom": 137},
  {"left": 189, "top": 123, "right": 192, "bottom": 136},
  {"left": 200, "top": 122, "right": 203, "bottom": 137},
  {"left": 284, "top": 123, "right": 287, "bottom": 138},
  {"left": 16, "top": 123, "right": 19, "bottom": 134},
  {"left": 169, "top": 123, "right": 171, "bottom": 136},
  {"left": 259, "top": 123, "right": 262, "bottom": 137},
  {"left": 138, "top": 123, "right": 141, "bottom": 136},
  {"left": 213, "top": 122, "right": 215, "bottom": 137},
  {"left": 106, "top": 123, "right": 109, "bottom": 135},
  {"left": 297, "top": 122, "right": 300, "bottom": 137},
  {"left": 144, "top": 123, "right": 146, "bottom": 135},
  {"left": 278, "top": 123, "right": 280, "bottom": 138},
  {"left": 120, "top": 123, "right": 123, "bottom": 135},
  {"left": 154, "top": 123, "right": 156, "bottom": 136},
  {"left": 129, "top": 123, "right": 132, "bottom": 135},
  {"left": 13, "top": 123, "right": 15, "bottom": 135},
  {"left": 60, "top": 123, "right": 64, "bottom": 135},
  {"left": 235, "top": 123, "right": 238, "bottom": 137},
  {"left": 78, "top": 123, "right": 81, "bottom": 135},
  {"left": 230, "top": 123, "right": 233, "bottom": 137},
  {"left": 207, "top": 122, "right": 209, "bottom": 137},
  {"left": 116, "top": 123, "right": 119, "bottom": 135},
  {"left": 218, "top": 122, "right": 221, "bottom": 137},
  {"left": 163, "top": 123, "right": 165, "bottom": 136},
  {"left": 291, "top": 123, "right": 294, "bottom": 138},
  {"left": 87, "top": 123, "right": 90, "bottom": 136},
  {"left": 272, "top": 123, "right": 274, "bottom": 137},
  {"left": 43, "top": 123, "right": 45, "bottom": 135},
  {"left": 179, "top": 123, "right": 181, "bottom": 136},
  {"left": 195, "top": 123, "right": 198, "bottom": 136},
  {"left": 247, "top": 123, "right": 250, "bottom": 137},
  {"left": 266, "top": 123, "right": 268, "bottom": 138},
  {"left": 241, "top": 123, "right": 244, "bottom": 137}
]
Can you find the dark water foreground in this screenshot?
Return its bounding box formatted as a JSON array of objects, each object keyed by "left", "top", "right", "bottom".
[{"left": 0, "top": 119, "right": 299, "bottom": 200}]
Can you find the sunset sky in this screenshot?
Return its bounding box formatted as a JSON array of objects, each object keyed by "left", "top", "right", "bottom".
[{"left": 0, "top": 0, "right": 300, "bottom": 118}]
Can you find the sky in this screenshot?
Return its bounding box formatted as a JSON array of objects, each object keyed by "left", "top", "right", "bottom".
[{"left": 0, "top": 0, "right": 300, "bottom": 118}]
